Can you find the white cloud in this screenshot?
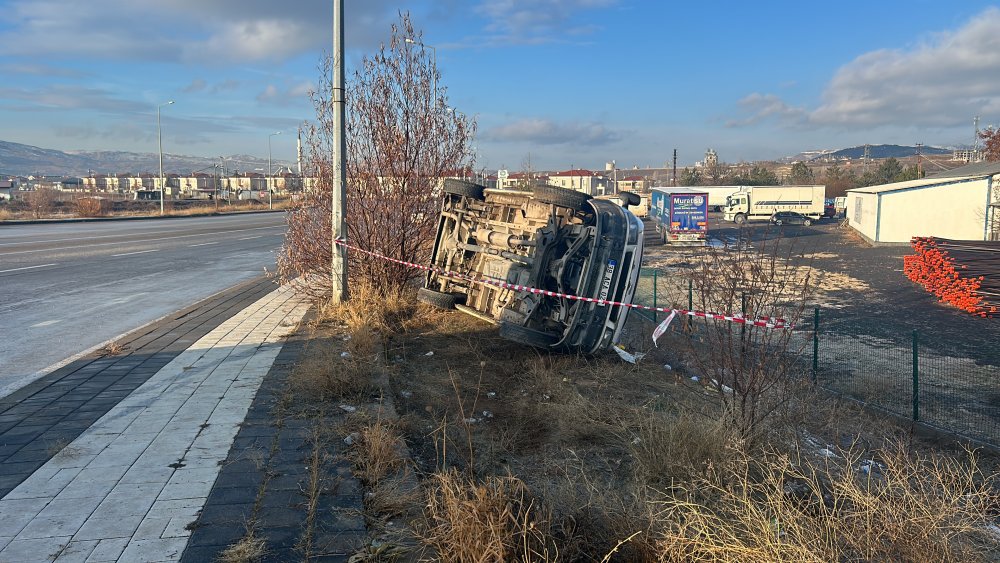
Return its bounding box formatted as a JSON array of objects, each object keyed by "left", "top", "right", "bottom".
[
  {"left": 475, "top": 0, "right": 615, "bottom": 44},
  {"left": 730, "top": 7, "right": 1000, "bottom": 130},
  {"left": 0, "top": 0, "right": 419, "bottom": 63},
  {"left": 256, "top": 81, "right": 315, "bottom": 105},
  {"left": 484, "top": 117, "right": 621, "bottom": 145}
]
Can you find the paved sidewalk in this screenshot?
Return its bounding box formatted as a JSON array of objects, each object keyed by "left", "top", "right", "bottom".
[{"left": 0, "top": 284, "right": 311, "bottom": 562}]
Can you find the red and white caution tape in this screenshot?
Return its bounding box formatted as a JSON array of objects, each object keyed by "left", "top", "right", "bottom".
[{"left": 333, "top": 238, "right": 797, "bottom": 333}]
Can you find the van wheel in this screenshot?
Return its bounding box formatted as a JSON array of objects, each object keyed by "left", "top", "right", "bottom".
[
  {"left": 532, "top": 184, "right": 591, "bottom": 211},
  {"left": 417, "top": 287, "right": 461, "bottom": 309},
  {"left": 443, "top": 179, "right": 485, "bottom": 200},
  {"left": 734, "top": 213, "right": 747, "bottom": 224},
  {"left": 802, "top": 219, "right": 812, "bottom": 226},
  {"left": 499, "top": 322, "right": 559, "bottom": 348}
]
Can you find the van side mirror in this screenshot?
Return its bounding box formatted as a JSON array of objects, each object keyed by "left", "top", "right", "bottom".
[{"left": 619, "top": 191, "right": 641, "bottom": 209}]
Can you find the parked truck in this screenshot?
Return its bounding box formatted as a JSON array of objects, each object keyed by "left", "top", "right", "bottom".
[
  {"left": 650, "top": 187, "right": 709, "bottom": 245},
  {"left": 723, "top": 185, "right": 826, "bottom": 224},
  {"left": 672, "top": 185, "right": 746, "bottom": 211}
]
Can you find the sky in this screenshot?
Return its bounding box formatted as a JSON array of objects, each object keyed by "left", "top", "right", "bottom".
[{"left": 1, "top": 0, "right": 1000, "bottom": 172}]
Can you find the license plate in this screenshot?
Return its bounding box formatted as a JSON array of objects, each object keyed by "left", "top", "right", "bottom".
[{"left": 599, "top": 259, "right": 617, "bottom": 302}]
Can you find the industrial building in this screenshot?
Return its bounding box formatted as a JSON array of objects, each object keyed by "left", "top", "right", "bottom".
[{"left": 846, "top": 161, "right": 1000, "bottom": 244}]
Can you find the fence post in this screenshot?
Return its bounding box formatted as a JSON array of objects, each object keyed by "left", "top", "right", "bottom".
[
  {"left": 688, "top": 278, "right": 693, "bottom": 313},
  {"left": 812, "top": 306, "right": 819, "bottom": 383},
  {"left": 912, "top": 330, "right": 919, "bottom": 421},
  {"left": 652, "top": 269, "right": 658, "bottom": 321}
]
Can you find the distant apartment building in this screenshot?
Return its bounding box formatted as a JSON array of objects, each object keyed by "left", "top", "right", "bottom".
[
  {"left": 616, "top": 176, "right": 650, "bottom": 192},
  {"left": 547, "top": 169, "right": 608, "bottom": 196}
]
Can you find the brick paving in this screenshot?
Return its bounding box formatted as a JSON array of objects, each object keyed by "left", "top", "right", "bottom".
[
  {"left": 181, "top": 331, "right": 366, "bottom": 563},
  {"left": 0, "top": 282, "right": 317, "bottom": 562}
]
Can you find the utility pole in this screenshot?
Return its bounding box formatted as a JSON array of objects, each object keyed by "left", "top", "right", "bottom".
[
  {"left": 672, "top": 149, "right": 677, "bottom": 187},
  {"left": 915, "top": 143, "right": 923, "bottom": 178},
  {"left": 862, "top": 144, "right": 871, "bottom": 175},
  {"left": 331, "top": 0, "right": 348, "bottom": 303},
  {"left": 297, "top": 127, "right": 303, "bottom": 178}
]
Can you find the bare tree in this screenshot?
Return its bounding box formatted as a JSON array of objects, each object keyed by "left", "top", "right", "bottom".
[
  {"left": 683, "top": 235, "right": 816, "bottom": 442},
  {"left": 980, "top": 126, "right": 1000, "bottom": 162},
  {"left": 278, "top": 12, "right": 476, "bottom": 296}
]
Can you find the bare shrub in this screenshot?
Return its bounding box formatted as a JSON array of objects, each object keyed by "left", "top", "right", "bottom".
[
  {"left": 653, "top": 446, "right": 999, "bottom": 562},
  {"left": 278, "top": 12, "right": 476, "bottom": 297},
  {"left": 25, "top": 188, "right": 59, "bottom": 218},
  {"left": 683, "top": 232, "right": 816, "bottom": 442},
  {"left": 417, "top": 470, "right": 558, "bottom": 562},
  {"left": 74, "top": 197, "right": 109, "bottom": 217}
]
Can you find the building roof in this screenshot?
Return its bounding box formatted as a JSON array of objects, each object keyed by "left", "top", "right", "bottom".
[
  {"left": 848, "top": 175, "right": 987, "bottom": 195},
  {"left": 927, "top": 160, "right": 1000, "bottom": 179},
  {"left": 622, "top": 176, "right": 644, "bottom": 181},
  {"left": 549, "top": 169, "right": 596, "bottom": 177}
]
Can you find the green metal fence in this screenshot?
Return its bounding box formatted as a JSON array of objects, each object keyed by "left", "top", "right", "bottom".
[{"left": 631, "top": 268, "right": 1000, "bottom": 450}]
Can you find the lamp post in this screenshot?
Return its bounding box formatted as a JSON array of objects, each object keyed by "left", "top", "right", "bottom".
[
  {"left": 404, "top": 38, "right": 436, "bottom": 107},
  {"left": 268, "top": 131, "right": 282, "bottom": 210},
  {"left": 157, "top": 100, "right": 174, "bottom": 216}
]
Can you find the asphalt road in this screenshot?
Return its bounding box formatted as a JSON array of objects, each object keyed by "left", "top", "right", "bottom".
[{"left": 0, "top": 213, "right": 288, "bottom": 395}]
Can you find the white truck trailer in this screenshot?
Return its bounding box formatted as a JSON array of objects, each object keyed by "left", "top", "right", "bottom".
[
  {"left": 723, "top": 185, "right": 826, "bottom": 224},
  {"left": 671, "top": 185, "right": 747, "bottom": 211}
]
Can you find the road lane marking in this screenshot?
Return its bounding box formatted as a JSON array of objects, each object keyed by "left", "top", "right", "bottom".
[
  {"left": 112, "top": 249, "right": 160, "bottom": 257},
  {"left": 238, "top": 236, "right": 262, "bottom": 240},
  {"left": 0, "top": 263, "right": 57, "bottom": 274},
  {"left": 0, "top": 225, "right": 285, "bottom": 256},
  {"left": 31, "top": 320, "right": 62, "bottom": 328},
  {"left": 0, "top": 219, "right": 286, "bottom": 247},
  {"left": 189, "top": 242, "right": 219, "bottom": 247}
]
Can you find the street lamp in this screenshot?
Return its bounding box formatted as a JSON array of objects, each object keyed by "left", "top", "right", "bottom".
[
  {"left": 267, "top": 131, "right": 282, "bottom": 210},
  {"left": 404, "top": 38, "right": 436, "bottom": 107},
  {"left": 157, "top": 100, "right": 174, "bottom": 216}
]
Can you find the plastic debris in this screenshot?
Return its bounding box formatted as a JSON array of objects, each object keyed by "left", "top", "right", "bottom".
[
  {"left": 339, "top": 404, "right": 357, "bottom": 413},
  {"left": 340, "top": 351, "right": 351, "bottom": 358},
  {"left": 690, "top": 375, "right": 699, "bottom": 382},
  {"left": 400, "top": 390, "right": 413, "bottom": 399},
  {"left": 486, "top": 392, "right": 497, "bottom": 399},
  {"left": 463, "top": 417, "right": 480, "bottom": 424},
  {"left": 481, "top": 410, "right": 493, "bottom": 418},
  {"left": 424, "top": 351, "right": 434, "bottom": 356},
  {"left": 344, "top": 432, "right": 360, "bottom": 445},
  {"left": 612, "top": 345, "right": 646, "bottom": 364},
  {"left": 663, "top": 364, "right": 672, "bottom": 371}
]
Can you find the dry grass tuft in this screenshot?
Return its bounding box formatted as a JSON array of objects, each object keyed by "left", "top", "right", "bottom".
[
  {"left": 417, "top": 469, "right": 558, "bottom": 562},
  {"left": 630, "top": 411, "right": 735, "bottom": 487},
  {"left": 217, "top": 531, "right": 267, "bottom": 563},
  {"left": 98, "top": 341, "right": 127, "bottom": 357},
  {"left": 316, "top": 280, "right": 418, "bottom": 337},
  {"left": 654, "top": 446, "right": 999, "bottom": 562},
  {"left": 288, "top": 344, "right": 378, "bottom": 402},
  {"left": 351, "top": 419, "right": 409, "bottom": 486}
]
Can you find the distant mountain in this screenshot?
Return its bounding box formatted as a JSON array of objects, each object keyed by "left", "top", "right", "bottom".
[
  {"left": 0, "top": 140, "right": 284, "bottom": 177},
  {"left": 823, "top": 144, "right": 950, "bottom": 160}
]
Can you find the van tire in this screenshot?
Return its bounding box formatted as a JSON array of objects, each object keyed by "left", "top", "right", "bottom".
[
  {"left": 734, "top": 213, "right": 747, "bottom": 225},
  {"left": 443, "top": 179, "right": 485, "bottom": 200},
  {"left": 532, "top": 184, "right": 591, "bottom": 211},
  {"left": 417, "top": 287, "right": 461, "bottom": 309},
  {"left": 499, "top": 322, "right": 559, "bottom": 348}
]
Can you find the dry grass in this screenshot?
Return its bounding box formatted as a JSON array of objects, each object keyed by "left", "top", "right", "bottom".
[
  {"left": 654, "top": 446, "right": 999, "bottom": 562},
  {"left": 217, "top": 531, "right": 267, "bottom": 563},
  {"left": 98, "top": 341, "right": 127, "bottom": 357},
  {"left": 416, "top": 469, "right": 558, "bottom": 563},
  {"left": 630, "top": 411, "right": 736, "bottom": 487}
]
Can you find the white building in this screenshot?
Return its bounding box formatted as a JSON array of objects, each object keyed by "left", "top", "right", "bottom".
[
  {"left": 547, "top": 169, "right": 608, "bottom": 196},
  {"left": 846, "top": 162, "right": 1000, "bottom": 244}
]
